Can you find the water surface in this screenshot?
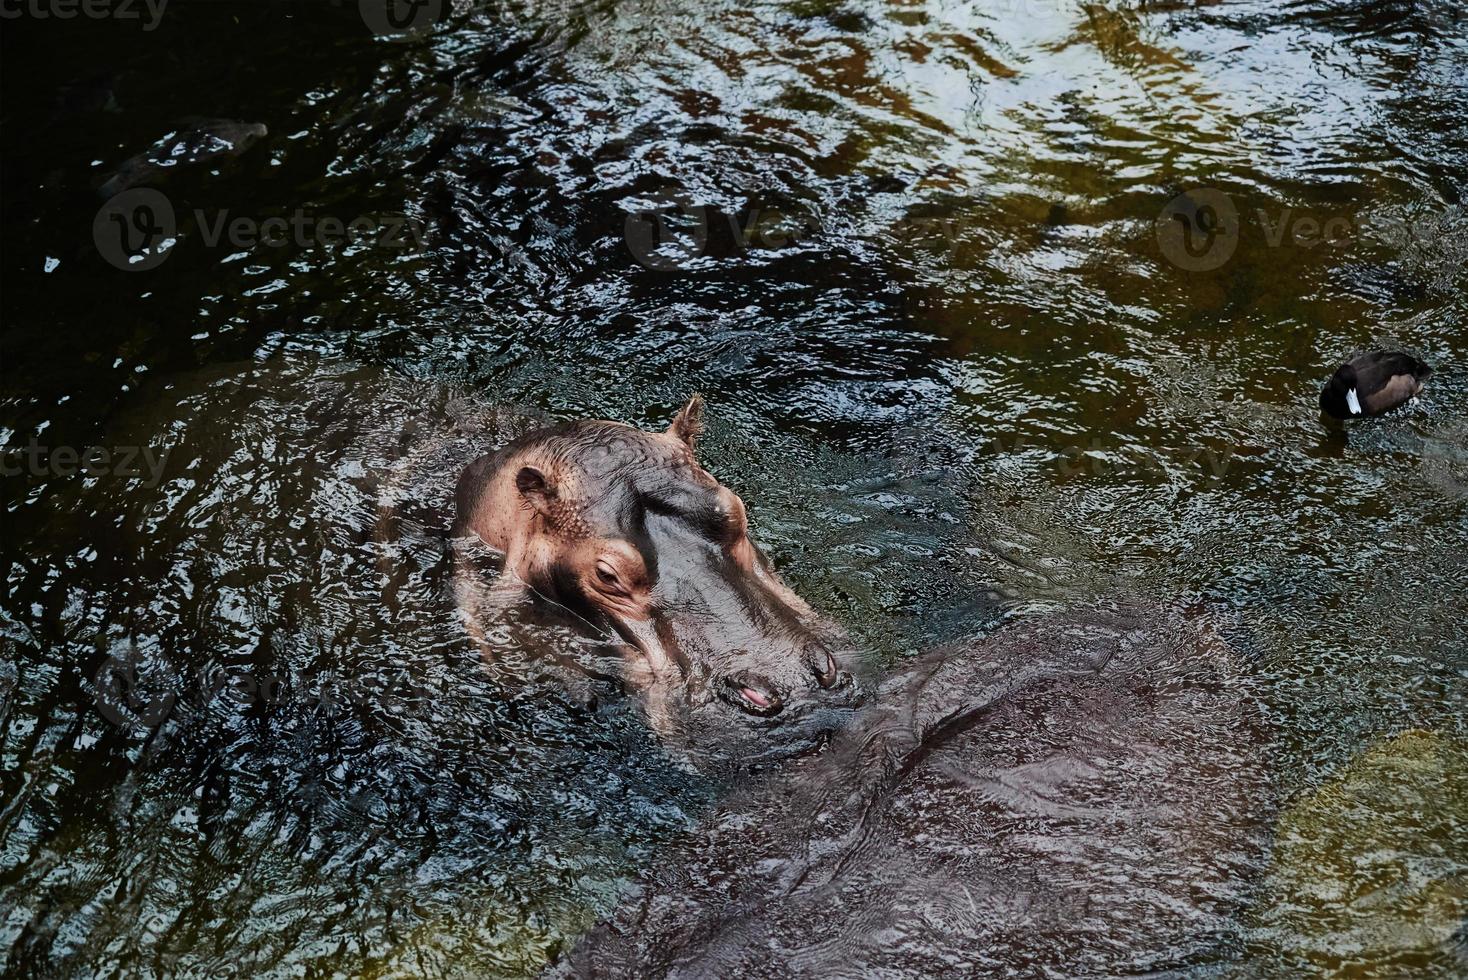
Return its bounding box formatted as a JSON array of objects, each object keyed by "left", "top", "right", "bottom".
[{"left": 2, "top": 0, "right": 1466, "bottom": 975}]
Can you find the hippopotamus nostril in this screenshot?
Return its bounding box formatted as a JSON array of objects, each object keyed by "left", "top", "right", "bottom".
[
  {"left": 807, "top": 646, "right": 843, "bottom": 689},
  {"left": 741, "top": 686, "right": 773, "bottom": 709},
  {"left": 722, "top": 675, "right": 784, "bottom": 716}
]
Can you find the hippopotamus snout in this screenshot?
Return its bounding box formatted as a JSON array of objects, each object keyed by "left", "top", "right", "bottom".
[
  {"left": 611, "top": 532, "right": 865, "bottom": 750},
  {"left": 716, "top": 651, "right": 857, "bottom": 718},
  {"left": 722, "top": 641, "right": 850, "bottom": 716},
  {"left": 623, "top": 518, "right": 858, "bottom": 703}
]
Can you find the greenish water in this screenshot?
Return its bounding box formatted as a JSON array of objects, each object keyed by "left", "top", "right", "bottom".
[{"left": 2, "top": 0, "right": 1465, "bottom": 976}]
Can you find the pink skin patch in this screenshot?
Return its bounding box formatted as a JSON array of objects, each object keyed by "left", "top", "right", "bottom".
[{"left": 741, "top": 686, "right": 771, "bottom": 709}]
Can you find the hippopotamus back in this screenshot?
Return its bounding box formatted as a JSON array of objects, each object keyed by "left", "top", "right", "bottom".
[{"left": 556, "top": 607, "right": 1273, "bottom": 977}]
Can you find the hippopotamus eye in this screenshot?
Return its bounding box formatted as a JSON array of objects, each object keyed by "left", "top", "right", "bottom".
[{"left": 595, "top": 559, "right": 628, "bottom": 595}]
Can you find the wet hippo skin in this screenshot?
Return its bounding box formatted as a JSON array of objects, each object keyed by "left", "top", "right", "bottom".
[{"left": 553, "top": 607, "right": 1272, "bottom": 978}]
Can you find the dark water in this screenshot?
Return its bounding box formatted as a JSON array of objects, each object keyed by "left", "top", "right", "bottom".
[{"left": 2, "top": 0, "right": 1466, "bottom": 976}]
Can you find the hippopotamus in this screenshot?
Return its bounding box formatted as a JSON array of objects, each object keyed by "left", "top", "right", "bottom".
[
  {"left": 450, "top": 396, "right": 865, "bottom": 767},
  {"left": 552, "top": 606, "right": 1274, "bottom": 977}
]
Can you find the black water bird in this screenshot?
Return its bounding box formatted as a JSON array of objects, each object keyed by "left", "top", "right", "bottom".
[{"left": 1320, "top": 352, "right": 1432, "bottom": 419}]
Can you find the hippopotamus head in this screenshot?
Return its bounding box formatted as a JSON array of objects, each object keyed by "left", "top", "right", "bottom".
[{"left": 452, "top": 397, "right": 864, "bottom": 763}]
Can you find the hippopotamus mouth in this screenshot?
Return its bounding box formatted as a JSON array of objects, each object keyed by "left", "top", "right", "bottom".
[{"left": 451, "top": 396, "right": 866, "bottom": 759}]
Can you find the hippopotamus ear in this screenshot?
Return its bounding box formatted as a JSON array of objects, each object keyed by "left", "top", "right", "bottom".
[
  {"left": 667, "top": 394, "right": 706, "bottom": 449},
  {"left": 515, "top": 465, "right": 558, "bottom": 518}
]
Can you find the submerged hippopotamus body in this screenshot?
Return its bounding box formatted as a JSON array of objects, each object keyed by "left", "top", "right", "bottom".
[
  {"left": 555, "top": 607, "right": 1273, "bottom": 977},
  {"left": 451, "top": 396, "right": 863, "bottom": 765}
]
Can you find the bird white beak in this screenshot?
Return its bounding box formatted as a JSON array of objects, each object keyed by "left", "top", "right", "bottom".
[{"left": 1345, "top": 388, "right": 1362, "bottom": 415}]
